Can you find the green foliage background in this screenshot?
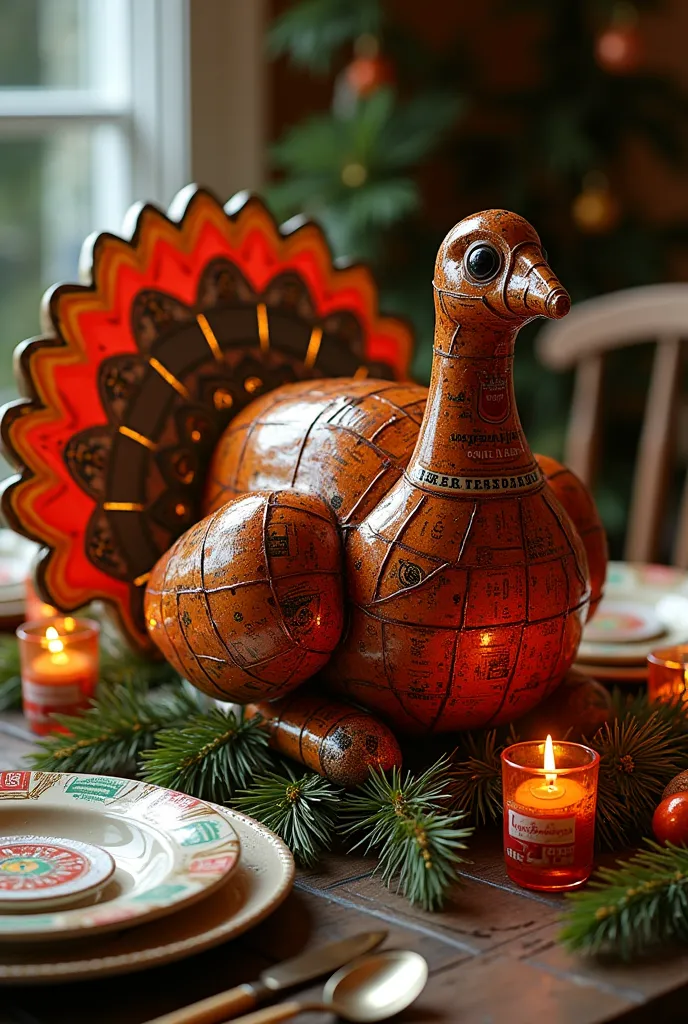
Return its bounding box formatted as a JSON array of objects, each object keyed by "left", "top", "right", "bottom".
[{"left": 267, "top": 0, "right": 688, "bottom": 556}]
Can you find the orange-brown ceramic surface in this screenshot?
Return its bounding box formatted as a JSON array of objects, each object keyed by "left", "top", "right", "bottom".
[
  {"left": 145, "top": 491, "right": 343, "bottom": 701},
  {"left": 204, "top": 378, "right": 428, "bottom": 526},
  {"left": 537, "top": 454, "right": 607, "bottom": 620},
  {"left": 166, "top": 211, "right": 602, "bottom": 735},
  {"left": 245, "top": 691, "right": 402, "bottom": 787}
]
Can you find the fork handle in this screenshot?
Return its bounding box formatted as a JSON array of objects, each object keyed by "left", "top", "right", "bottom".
[
  {"left": 144, "top": 984, "right": 258, "bottom": 1024},
  {"left": 224, "top": 1001, "right": 313, "bottom": 1024}
]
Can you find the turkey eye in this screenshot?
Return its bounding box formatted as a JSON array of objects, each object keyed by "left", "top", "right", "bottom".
[{"left": 465, "top": 243, "right": 501, "bottom": 282}]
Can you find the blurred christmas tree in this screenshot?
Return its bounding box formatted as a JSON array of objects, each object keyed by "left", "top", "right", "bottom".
[{"left": 268, "top": 0, "right": 688, "bottom": 551}]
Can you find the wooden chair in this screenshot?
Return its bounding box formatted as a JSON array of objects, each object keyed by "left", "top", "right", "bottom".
[{"left": 536, "top": 283, "right": 688, "bottom": 567}]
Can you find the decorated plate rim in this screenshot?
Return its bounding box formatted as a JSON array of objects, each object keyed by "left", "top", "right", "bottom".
[
  {"left": 0, "top": 804, "right": 294, "bottom": 983},
  {"left": 0, "top": 771, "right": 241, "bottom": 941}
]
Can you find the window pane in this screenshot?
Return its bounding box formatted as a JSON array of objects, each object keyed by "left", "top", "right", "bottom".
[
  {"left": 0, "top": 0, "right": 84, "bottom": 87},
  {"left": 0, "top": 129, "right": 94, "bottom": 393}
]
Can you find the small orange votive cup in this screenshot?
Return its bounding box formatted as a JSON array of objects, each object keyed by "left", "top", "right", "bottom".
[
  {"left": 16, "top": 616, "right": 100, "bottom": 735},
  {"left": 647, "top": 644, "right": 688, "bottom": 703},
  {"left": 501, "top": 739, "right": 599, "bottom": 892}
]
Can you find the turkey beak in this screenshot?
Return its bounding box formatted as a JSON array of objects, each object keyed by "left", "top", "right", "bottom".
[{"left": 507, "top": 246, "right": 571, "bottom": 320}]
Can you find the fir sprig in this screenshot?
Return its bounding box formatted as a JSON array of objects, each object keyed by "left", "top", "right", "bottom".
[
  {"left": 561, "top": 842, "right": 688, "bottom": 960},
  {"left": 450, "top": 728, "right": 515, "bottom": 827},
  {"left": 28, "top": 682, "right": 198, "bottom": 775},
  {"left": 342, "top": 757, "right": 473, "bottom": 910},
  {"left": 0, "top": 635, "right": 21, "bottom": 710},
  {"left": 591, "top": 712, "right": 688, "bottom": 850},
  {"left": 234, "top": 768, "right": 342, "bottom": 867},
  {"left": 140, "top": 707, "right": 273, "bottom": 804}
]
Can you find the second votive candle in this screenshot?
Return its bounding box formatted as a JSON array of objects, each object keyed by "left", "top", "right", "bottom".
[
  {"left": 17, "top": 617, "right": 100, "bottom": 735},
  {"left": 501, "top": 736, "right": 599, "bottom": 891}
]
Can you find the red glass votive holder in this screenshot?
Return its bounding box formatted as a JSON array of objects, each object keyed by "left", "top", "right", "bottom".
[
  {"left": 647, "top": 644, "right": 688, "bottom": 703},
  {"left": 17, "top": 617, "right": 100, "bottom": 735},
  {"left": 501, "top": 739, "right": 599, "bottom": 892}
]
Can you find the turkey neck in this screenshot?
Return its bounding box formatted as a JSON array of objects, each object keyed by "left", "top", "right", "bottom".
[{"left": 405, "top": 310, "right": 542, "bottom": 497}]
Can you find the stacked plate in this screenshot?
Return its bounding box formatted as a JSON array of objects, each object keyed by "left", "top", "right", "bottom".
[
  {"left": 0, "top": 530, "right": 39, "bottom": 628},
  {"left": 575, "top": 562, "right": 688, "bottom": 684},
  {"left": 0, "top": 771, "right": 294, "bottom": 984}
]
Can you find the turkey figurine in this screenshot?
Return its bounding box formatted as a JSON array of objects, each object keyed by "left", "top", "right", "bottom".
[{"left": 144, "top": 209, "right": 607, "bottom": 781}]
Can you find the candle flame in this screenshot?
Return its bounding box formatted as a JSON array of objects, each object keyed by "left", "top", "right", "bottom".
[
  {"left": 45, "top": 625, "right": 64, "bottom": 656},
  {"left": 64, "top": 617, "right": 76, "bottom": 632},
  {"left": 544, "top": 734, "right": 557, "bottom": 788}
]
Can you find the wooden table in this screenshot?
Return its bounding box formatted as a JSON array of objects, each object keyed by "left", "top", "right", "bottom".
[{"left": 1, "top": 711, "right": 688, "bottom": 1024}]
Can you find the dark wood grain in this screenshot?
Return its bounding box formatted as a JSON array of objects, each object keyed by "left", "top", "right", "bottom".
[{"left": 3, "top": 710, "right": 688, "bottom": 1024}]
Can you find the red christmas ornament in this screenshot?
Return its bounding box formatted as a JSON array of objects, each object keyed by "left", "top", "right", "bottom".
[
  {"left": 345, "top": 55, "right": 394, "bottom": 98},
  {"left": 652, "top": 793, "right": 688, "bottom": 846},
  {"left": 594, "top": 24, "right": 643, "bottom": 75}
]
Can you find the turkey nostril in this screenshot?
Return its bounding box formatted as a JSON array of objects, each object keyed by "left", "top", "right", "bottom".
[{"left": 547, "top": 289, "right": 571, "bottom": 319}]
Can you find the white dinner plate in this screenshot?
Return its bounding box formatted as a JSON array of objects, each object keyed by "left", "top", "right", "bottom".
[
  {"left": 0, "top": 772, "right": 240, "bottom": 942},
  {"left": 578, "top": 562, "right": 688, "bottom": 666},
  {"left": 0, "top": 805, "right": 294, "bottom": 984}
]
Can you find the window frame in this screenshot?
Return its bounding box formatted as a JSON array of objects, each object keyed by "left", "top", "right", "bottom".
[{"left": 0, "top": 0, "right": 191, "bottom": 235}]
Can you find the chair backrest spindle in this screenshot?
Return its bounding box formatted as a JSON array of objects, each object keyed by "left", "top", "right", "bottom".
[{"left": 537, "top": 284, "right": 688, "bottom": 567}]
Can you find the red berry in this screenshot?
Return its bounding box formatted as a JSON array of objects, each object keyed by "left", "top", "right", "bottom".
[
  {"left": 652, "top": 793, "right": 688, "bottom": 846},
  {"left": 345, "top": 56, "right": 394, "bottom": 98},
  {"left": 595, "top": 26, "right": 643, "bottom": 75}
]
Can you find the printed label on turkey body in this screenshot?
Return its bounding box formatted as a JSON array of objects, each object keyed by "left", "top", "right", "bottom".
[{"left": 408, "top": 464, "right": 543, "bottom": 494}]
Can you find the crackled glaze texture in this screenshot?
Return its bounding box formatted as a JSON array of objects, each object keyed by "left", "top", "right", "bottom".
[
  {"left": 158, "top": 210, "right": 604, "bottom": 735},
  {"left": 145, "top": 490, "right": 343, "bottom": 702},
  {"left": 322, "top": 212, "right": 591, "bottom": 732},
  {"left": 245, "top": 691, "right": 402, "bottom": 787}
]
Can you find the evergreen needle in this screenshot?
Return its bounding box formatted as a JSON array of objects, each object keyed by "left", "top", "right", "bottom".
[
  {"left": 0, "top": 635, "right": 21, "bottom": 710},
  {"left": 561, "top": 841, "right": 688, "bottom": 960},
  {"left": 0, "top": 675, "right": 21, "bottom": 712},
  {"left": 450, "top": 728, "right": 513, "bottom": 826},
  {"left": 589, "top": 712, "right": 688, "bottom": 850},
  {"left": 234, "top": 768, "right": 341, "bottom": 867},
  {"left": 28, "top": 681, "right": 197, "bottom": 775},
  {"left": 342, "top": 757, "right": 473, "bottom": 911},
  {"left": 140, "top": 707, "right": 273, "bottom": 803}
]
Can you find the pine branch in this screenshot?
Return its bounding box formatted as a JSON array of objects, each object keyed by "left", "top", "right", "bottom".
[
  {"left": 0, "top": 635, "right": 21, "bottom": 710},
  {"left": 590, "top": 712, "right": 688, "bottom": 851},
  {"left": 342, "top": 757, "right": 473, "bottom": 911},
  {"left": 0, "top": 676, "right": 21, "bottom": 712},
  {"left": 28, "top": 681, "right": 198, "bottom": 775},
  {"left": 140, "top": 707, "right": 273, "bottom": 803},
  {"left": 268, "top": 0, "right": 382, "bottom": 73},
  {"left": 234, "top": 767, "right": 342, "bottom": 868},
  {"left": 450, "top": 728, "right": 516, "bottom": 827},
  {"left": 610, "top": 688, "right": 688, "bottom": 744},
  {"left": 560, "top": 841, "right": 688, "bottom": 960}
]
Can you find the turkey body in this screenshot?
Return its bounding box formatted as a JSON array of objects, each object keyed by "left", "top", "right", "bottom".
[
  {"left": 187, "top": 209, "right": 609, "bottom": 734},
  {"left": 203, "top": 378, "right": 602, "bottom": 733}
]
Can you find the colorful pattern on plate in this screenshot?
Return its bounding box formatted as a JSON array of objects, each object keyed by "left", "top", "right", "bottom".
[
  {"left": 0, "top": 773, "right": 240, "bottom": 942},
  {"left": 0, "top": 806, "right": 293, "bottom": 984},
  {"left": 578, "top": 561, "right": 688, "bottom": 666},
  {"left": 0, "top": 837, "right": 101, "bottom": 896}
]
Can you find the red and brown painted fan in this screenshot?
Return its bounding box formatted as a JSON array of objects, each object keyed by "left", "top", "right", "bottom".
[{"left": 0, "top": 186, "right": 413, "bottom": 652}]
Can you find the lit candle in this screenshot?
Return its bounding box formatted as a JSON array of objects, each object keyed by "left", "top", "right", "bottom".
[
  {"left": 16, "top": 617, "right": 100, "bottom": 735},
  {"left": 502, "top": 736, "right": 599, "bottom": 892},
  {"left": 648, "top": 644, "right": 688, "bottom": 703}
]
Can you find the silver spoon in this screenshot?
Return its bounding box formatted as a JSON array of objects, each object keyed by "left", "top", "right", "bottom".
[{"left": 224, "top": 949, "right": 428, "bottom": 1024}]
